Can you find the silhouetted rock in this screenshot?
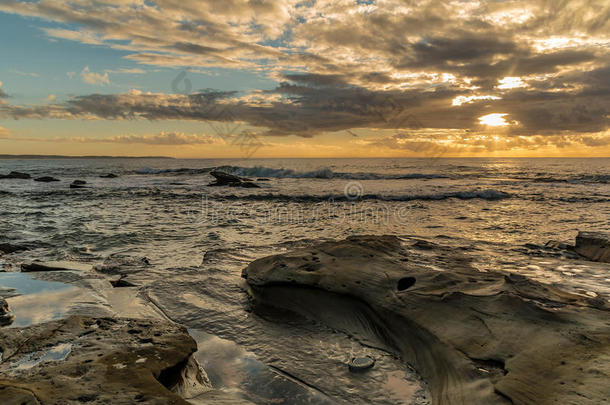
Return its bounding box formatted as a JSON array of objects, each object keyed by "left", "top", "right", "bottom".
[
  {"left": 575, "top": 231, "right": 610, "bottom": 263},
  {"left": 34, "top": 176, "right": 60, "bottom": 182},
  {"left": 244, "top": 235, "right": 610, "bottom": 405},
  {"left": 70, "top": 180, "right": 88, "bottom": 188},
  {"left": 0, "top": 316, "right": 210, "bottom": 403},
  {"left": 208, "top": 171, "right": 260, "bottom": 188},
  {"left": 100, "top": 173, "right": 118, "bottom": 178},
  {"left": 0, "top": 171, "right": 30, "bottom": 179},
  {"left": 0, "top": 243, "right": 29, "bottom": 254}
]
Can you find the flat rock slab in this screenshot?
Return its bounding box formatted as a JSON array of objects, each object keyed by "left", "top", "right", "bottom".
[
  {"left": 0, "top": 316, "right": 205, "bottom": 404},
  {"left": 21, "top": 260, "right": 93, "bottom": 272},
  {"left": 575, "top": 231, "right": 610, "bottom": 263},
  {"left": 244, "top": 235, "right": 610, "bottom": 405}
]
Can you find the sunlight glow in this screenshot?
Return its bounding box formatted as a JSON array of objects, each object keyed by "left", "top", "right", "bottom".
[
  {"left": 452, "top": 95, "right": 501, "bottom": 106},
  {"left": 497, "top": 77, "right": 527, "bottom": 89},
  {"left": 479, "top": 113, "right": 509, "bottom": 127}
]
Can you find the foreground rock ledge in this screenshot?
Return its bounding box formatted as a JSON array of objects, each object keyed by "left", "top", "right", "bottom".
[
  {"left": 0, "top": 316, "right": 209, "bottom": 404},
  {"left": 243, "top": 235, "right": 610, "bottom": 405}
]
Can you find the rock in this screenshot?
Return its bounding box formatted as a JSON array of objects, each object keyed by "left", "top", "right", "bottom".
[
  {"left": 0, "top": 171, "right": 30, "bottom": 180},
  {"left": 575, "top": 231, "right": 610, "bottom": 263},
  {"left": 70, "top": 179, "right": 88, "bottom": 188},
  {"left": 257, "top": 178, "right": 270, "bottom": 181},
  {"left": 348, "top": 356, "right": 375, "bottom": 372},
  {"left": 100, "top": 173, "right": 118, "bottom": 178},
  {"left": 0, "top": 298, "right": 14, "bottom": 326},
  {"left": 208, "top": 171, "right": 260, "bottom": 188},
  {"left": 34, "top": 176, "right": 60, "bottom": 183},
  {"left": 0, "top": 315, "right": 209, "bottom": 404},
  {"left": 244, "top": 235, "right": 610, "bottom": 405},
  {"left": 0, "top": 243, "right": 29, "bottom": 254},
  {"left": 544, "top": 240, "right": 571, "bottom": 250},
  {"left": 110, "top": 275, "right": 138, "bottom": 288},
  {"left": 21, "top": 260, "right": 93, "bottom": 272},
  {"left": 94, "top": 254, "right": 150, "bottom": 276}
]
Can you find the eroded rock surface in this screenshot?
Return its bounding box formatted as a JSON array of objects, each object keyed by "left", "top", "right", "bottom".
[
  {"left": 243, "top": 235, "right": 610, "bottom": 405},
  {"left": 0, "top": 316, "right": 208, "bottom": 404},
  {"left": 21, "top": 260, "right": 93, "bottom": 272},
  {"left": 0, "top": 298, "right": 14, "bottom": 326},
  {"left": 575, "top": 231, "right": 610, "bottom": 263}
]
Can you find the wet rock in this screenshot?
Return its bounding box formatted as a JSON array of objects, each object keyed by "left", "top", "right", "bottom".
[
  {"left": 21, "top": 260, "right": 93, "bottom": 272},
  {"left": 110, "top": 275, "right": 138, "bottom": 288},
  {"left": 0, "top": 298, "right": 14, "bottom": 326},
  {"left": 0, "top": 316, "right": 209, "bottom": 404},
  {"left": 94, "top": 254, "right": 150, "bottom": 276},
  {"left": 100, "top": 173, "right": 118, "bottom": 178},
  {"left": 0, "top": 243, "right": 29, "bottom": 254},
  {"left": 34, "top": 176, "right": 60, "bottom": 183},
  {"left": 0, "top": 171, "right": 30, "bottom": 180},
  {"left": 348, "top": 356, "right": 375, "bottom": 372},
  {"left": 575, "top": 231, "right": 610, "bottom": 263},
  {"left": 208, "top": 171, "right": 260, "bottom": 188},
  {"left": 244, "top": 235, "right": 610, "bottom": 405},
  {"left": 544, "top": 240, "right": 571, "bottom": 250}
]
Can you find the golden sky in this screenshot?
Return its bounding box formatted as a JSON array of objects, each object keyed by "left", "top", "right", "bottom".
[{"left": 0, "top": 0, "right": 608, "bottom": 157}]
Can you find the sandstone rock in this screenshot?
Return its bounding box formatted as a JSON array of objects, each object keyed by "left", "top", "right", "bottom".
[
  {"left": 243, "top": 235, "right": 610, "bottom": 405},
  {"left": 21, "top": 260, "right": 93, "bottom": 272},
  {"left": 34, "top": 176, "right": 60, "bottom": 183},
  {"left": 208, "top": 171, "right": 260, "bottom": 188},
  {"left": 575, "top": 231, "right": 610, "bottom": 263},
  {"left": 0, "top": 316, "right": 209, "bottom": 404},
  {"left": 0, "top": 171, "right": 30, "bottom": 180},
  {"left": 0, "top": 298, "right": 14, "bottom": 326}
]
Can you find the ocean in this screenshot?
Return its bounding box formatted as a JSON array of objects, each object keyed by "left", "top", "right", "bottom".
[{"left": 1, "top": 157, "right": 609, "bottom": 404}]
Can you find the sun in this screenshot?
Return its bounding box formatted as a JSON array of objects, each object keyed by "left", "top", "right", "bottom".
[{"left": 479, "top": 113, "right": 509, "bottom": 127}]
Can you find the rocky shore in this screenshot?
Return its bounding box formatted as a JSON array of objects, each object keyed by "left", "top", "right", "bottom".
[
  {"left": 1, "top": 232, "right": 608, "bottom": 404},
  {"left": 243, "top": 235, "right": 610, "bottom": 405}
]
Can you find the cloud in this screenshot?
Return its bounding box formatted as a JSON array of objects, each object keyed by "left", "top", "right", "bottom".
[
  {"left": 97, "top": 132, "right": 216, "bottom": 145},
  {"left": 0, "top": 81, "right": 8, "bottom": 98},
  {"left": 0, "top": 126, "right": 11, "bottom": 138},
  {"left": 81, "top": 66, "right": 109, "bottom": 85},
  {"left": 0, "top": 0, "right": 607, "bottom": 142},
  {"left": 0, "top": 131, "right": 217, "bottom": 145},
  {"left": 11, "top": 69, "right": 39, "bottom": 77}
]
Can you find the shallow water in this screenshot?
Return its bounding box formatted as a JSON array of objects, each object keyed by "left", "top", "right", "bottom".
[{"left": 0, "top": 157, "right": 608, "bottom": 403}]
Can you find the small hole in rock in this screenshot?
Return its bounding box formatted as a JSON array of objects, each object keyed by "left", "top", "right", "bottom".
[{"left": 397, "top": 277, "right": 416, "bottom": 291}]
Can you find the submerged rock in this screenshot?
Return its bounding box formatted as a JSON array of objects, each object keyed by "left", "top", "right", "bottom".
[
  {"left": 575, "top": 231, "right": 610, "bottom": 263},
  {"left": 0, "top": 171, "right": 30, "bottom": 180},
  {"left": 0, "top": 316, "right": 210, "bottom": 404},
  {"left": 244, "top": 235, "right": 610, "bottom": 405},
  {"left": 21, "top": 260, "right": 93, "bottom": 272},
  {"left": 34, "top": 176, "right": 60, "bottom": 183},
  {"left": 100, "top": 173, "right": 119, "bottom": 178},
  {"left": 208, "top": 171, "right": 260, "bottom": 188}
]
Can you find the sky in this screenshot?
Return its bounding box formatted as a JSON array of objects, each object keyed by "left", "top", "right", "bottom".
[{"left": 0, "top": 0, "right": 608, "bottom": 158}]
